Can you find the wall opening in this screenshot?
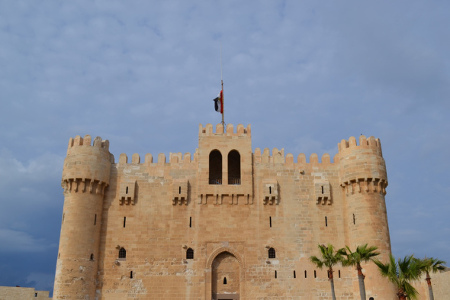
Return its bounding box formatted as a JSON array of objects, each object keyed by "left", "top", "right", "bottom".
[
  {"left": 186, "top": 248, "right": 194, "bottom": 259},
  {"left": 209, "top": 150, "right": 222, "bottom": 185},
  {"left": 293, "top": 270, "right": 296, "bottom": 278},
  {"left": 269, "top": 216, "right": 272, "bottom": 228},
  {"left": 353, "top": 213, "right": 356, "bottom": 225},
  {"left": 304, "top": 270, "right": 307, "bottom": 278},
  {"left": 314, "top": 270, "right": 317, "bottom": 278},
  {"left": 325, "top": 216, "right": 328, "bottom": 227},
  {"left": 123, "top": 217, "right": 126, "bottom": 228},
  {"left": 211, "top": 251, "right": 240, "bottom": 299},
  {"left": 275, "top": 270, "right": 277, "bottom": 278},
  {"left": 130, "top": 271, "right": 133, "bottom": 279},
  {"left": 90, "top": 253, "right": 94, "bottom": 261},
  {"left": 228, "top": 150, "right": 241, "bottom": 185},
  {"left": 189, "top": 217, "right": 192, "bottom": 228},
  {"left": 94, "top": 214, "right": 97, "bottom": 225},
  {"left": 119, "top": 247, "right": 126, "bottom": 259},
  {"left": 268, "top": 247, "right": 276, "bottom": 259}
]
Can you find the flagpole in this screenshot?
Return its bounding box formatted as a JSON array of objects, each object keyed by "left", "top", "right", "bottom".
[{"left": 220, "top": 44, "right": 224, "bottom": 127}]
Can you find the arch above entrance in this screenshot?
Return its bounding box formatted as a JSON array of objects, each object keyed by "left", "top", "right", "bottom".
[{"left": 206, "top": 247, "right": 244, "bottom": 269}]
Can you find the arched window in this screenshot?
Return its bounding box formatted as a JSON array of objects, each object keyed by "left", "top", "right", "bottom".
[
  {"left": 209, "top": 150, "right": 222, "bottom": 185},
  {"left": 119, "top": 247, "right": 126, "bottom": 259},
  {"left": 186, "top": 248, "right": 194, "bottom": 259},
  {"left": 228, "top": 150, "right": 241, "bottom": 185},
  {"left": 268, "top": 247, "right": 276, "bottom": 259}
]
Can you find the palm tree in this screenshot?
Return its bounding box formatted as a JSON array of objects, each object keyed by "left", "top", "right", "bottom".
[
  {"left": 416, "top": 257, "right": 446, "bottom": 300},
  {"left": 343, "top": 244, "right": 380, "bottom": 300},
  {"left": 374, "top": 254, "right": 422, "bottom": 300},
  {"left": 310, "top": 244, "right": 346, "bottom": 300}
]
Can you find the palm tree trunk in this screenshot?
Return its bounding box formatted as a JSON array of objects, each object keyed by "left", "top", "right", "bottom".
[
  {"left": 328, "top": 268, "right": 336, "bottom": 300},
  {"left": 330, "top": 278, "right": 336, "bottom": 300},
  {"left": 426, "top": 273, "right": 434, "bottom": 300},
  {"left": 357, "top": 264, "right": 366, "bottom": 300}
]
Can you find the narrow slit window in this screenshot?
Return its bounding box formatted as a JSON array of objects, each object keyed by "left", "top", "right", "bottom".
[
  {"left": 269, "top": 186, "right": 272, "bottom": 194},
  {"left": 353, "top": 213, "right": 356, "bottom": 225},
  {"left": 90, "top": 254, "right": 94, "bottom": 261},
  {"left": 338, "top": 270, "right": 341, "bottom": 278},
  {"left": 189, "top": 217, "right": 192, "bottom": 228},
  {"left": 186, "top": 248, "right": 194, "bottom": 259},
  {"left": 123, "top": 217, "right": 126, "bottom": 228},
  {"left": 269, "top": 216, "right": 272, "bottom": 228},
  {"left": 179, "top": 186, "right": 181, "bottom": 194},
  {"left": 304, "top": 270, "right": 307, "bottom": 278},
  {"left": 268, "top": 247, "right": 276, "bottom": 259},
  {"left": 321, "top": 185, "right": 324, "bottom": 194},
  {"left": 126, "top": 186, "right": 128, "bottom": 194},
  {"left": 62, "top": 213, "right": 65, "bottom": 224},
  {"left": 275, "top": 270, "right": 277, "bottom": 279},
  {"left": 293, "top": 270, "right": 296, "bottom": 278},
  {"left": 94, "top": 214, "right": 97, "bottom": 225},
  {"left": 314, "top": 270, "right": 317, "bottom": 278},
  {"left": 325, "top": 216, "right": 328, "bottom": 227},
  {"left": 223, "top": 277, "right": 227, "bottom": 284},
  {"left": 130, "top": 271, "right": 133, "bottom": 279}
]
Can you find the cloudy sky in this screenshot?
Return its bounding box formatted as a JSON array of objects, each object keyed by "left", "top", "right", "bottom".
[{"left": 0, "top": 0, "right": 449, "bottom": 294}]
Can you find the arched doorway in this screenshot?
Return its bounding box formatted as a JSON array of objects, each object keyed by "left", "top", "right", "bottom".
[{"left": 212, "top": 252, "right": 240, "bottom": 300}]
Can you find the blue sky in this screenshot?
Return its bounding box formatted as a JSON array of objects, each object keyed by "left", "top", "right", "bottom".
[{"left": 0, "top": 0, "right": 449, "bottom": 294}]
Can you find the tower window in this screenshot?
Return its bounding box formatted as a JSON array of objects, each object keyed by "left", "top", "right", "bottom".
[
  {"left": 325, "top": 216, "right": 328, "bottom": 227},
  {"left": 123, "top": 217, "right": 126, "bottom": 228},
  {"left": 338, "top": 270, "right": 341, "bottom": 278},
  {"left": 353, "top": 213, "right": 356, "bottom": 225},
  {"left": 189, "top": 217, "right": 192, "bottom": 228},
  {"left": 130, "top": 271, "right": 133, "bottom": 279},
  {"left": 186, "top": 248, "right": 194, "bottom": 259},
  {"left": 304, "top": 270, "right": 307, "bottom": 278},
  {"left": 94, "top": 214, "right": 97, "bottom": 225},
  {"left": 126, "top": 186, "right": 128, "bottom": 194},
  {"left": 293, "top": 270, "right": 296, "bottom": 278},
  {"left": 268, "top": 247, "right": 276, "bottom": 259},
  {"left": 90, "top": 254, "right": 94, "bottom": 261},
  {"left": 223, "top": 277, "right": 227, "bottom": 284},
  {"left": 275, "top": 270, "right": 277, "bottom": 278},
  {"left": 314, "top": 270, "right": 317, "bottom": 278},
  {"left": 179, "top": 186, "right": 181, "bottom": 194},
  {"left": 269, "top": 186, "right": 272, "bottom": 194},
  {"left": 269, "top": 216, "right": 272, "bottom": 228},
  {"left": 228, "top": 150, "right": 241, "bottom": 185},
  {"left": 209, "top": 150, "right": 222, "bottom": 184},
  {"left": 119, "top": 247, "right": 126, "bottom": 259}
]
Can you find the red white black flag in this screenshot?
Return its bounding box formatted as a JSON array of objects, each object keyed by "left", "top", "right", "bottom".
[{"left": 213, "top": 90, "right": 223, "bottom": 114}]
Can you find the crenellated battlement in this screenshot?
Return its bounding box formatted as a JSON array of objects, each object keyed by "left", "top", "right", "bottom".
[
  {"left": 254, "top": 148, "right": 336, "bottom": 165},
  {"left": 199, "top": 123, "right": 251, "bottom": 137},
  {"left": 117, "top": 150, "right": 198, "bottom": 166},
  {"left": 67, "top": 134, "right": 110, "bottom": 153},
  {"left": 338, "top": 135, "right": 382, "bottom": 156}
]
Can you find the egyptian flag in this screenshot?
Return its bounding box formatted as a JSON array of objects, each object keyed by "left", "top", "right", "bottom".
[{"left": 213, "top": 90, "right": 223, "bottom": 114}]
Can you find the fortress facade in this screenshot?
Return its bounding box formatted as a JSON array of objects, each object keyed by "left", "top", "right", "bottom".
[{"left": 53, "top": 123, "right": 396, "bottom": 299}]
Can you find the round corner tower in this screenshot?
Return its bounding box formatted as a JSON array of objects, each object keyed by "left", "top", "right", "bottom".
[
  {"left": 53, "top": 134, "right": 112, "bottom": 299},
  {"left": 337, "top": 135, "right": 396, "bottom": 298}
]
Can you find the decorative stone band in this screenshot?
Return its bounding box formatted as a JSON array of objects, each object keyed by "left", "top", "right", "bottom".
[
  {"left": 198, "top": 193, "right": 252, "bottom": 205},
  {"left": 340, "top": 178, "right": 387, "bottom": 195},
  {"left": 62, "top": 178, "right": 108, "bottom": 195}
]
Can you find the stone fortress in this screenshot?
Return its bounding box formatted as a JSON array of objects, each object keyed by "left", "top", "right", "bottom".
[{"left": 53, "top": 123, "right": 398, "bottom": 299}]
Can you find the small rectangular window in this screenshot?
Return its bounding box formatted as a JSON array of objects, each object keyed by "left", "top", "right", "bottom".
[
  {"left": 123, "top": 217, "right": 126, "bottom": 228},
  {"left": 189, "top": 217, "right": 192, "bottom": 228},
  {"left": 94, "top": 214, "right": 97, "bottom": 225},
  {"left": 338, "top": 270, "right": 341, "bottom": 278},
  {"left": 314, "top": 270, "right": 317, "bottom": 278},
  {"left": 325, "top": 216, "right": 328, "bottom": 227},
  {"left": 353, "top": 213, "right": 356, "bottom": 225},
  {"left": 275, "top": 270, "right": 277, "bottom": 279},
  {"left": 269, "top": 216, "right": 272, "bottom": 228},
  {"left": 304, "top": 270, "right": 307, "bottom": 278},
  {"left": 130, "top": 271, "right": 133, "bottom": 278},
  {"left": 293, "top": 270, "right": 296, "bottom": 278}
]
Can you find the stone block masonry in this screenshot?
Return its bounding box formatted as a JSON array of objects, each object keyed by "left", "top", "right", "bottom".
[{"left": 53, "top": 124, "right": 397, "bottom": 299}]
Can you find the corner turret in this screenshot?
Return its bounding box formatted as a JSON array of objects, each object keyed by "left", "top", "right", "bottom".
[{"left": 53, "top": 135, "right": 113, "bottom": 299}]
